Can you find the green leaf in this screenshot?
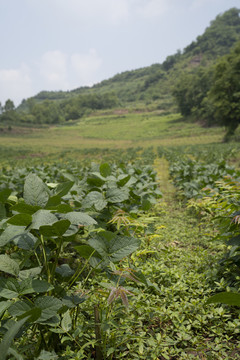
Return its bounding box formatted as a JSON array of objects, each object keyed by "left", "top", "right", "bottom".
[
  {"left": 8, "top": 300, "right": 33, "bottom": 317},
  {"left": 54, "top": 181, "right": 74, "bottom": 197},
  {"left": 206, "top": 292, "right": 240, "bottom": 306},
  {"left": 54, "top": 204, "right": 73, "bottom": 213},
  {"left": 18, "top": 266, "right": 42, "bottom": 280},
  {"left": 106, "top": 188, "right": 129, "bottom": 203},
  {"left": 87, "top": 173, "right": 106, "bottom": 187},
  {"left": 39, "top": 219, "right": 71, "bottom": 237},
  {"left": 0, "top": 226, "right": 25, "bottom": 247},
  {"left": 62, "top": 294, "right": 86, "bottom": 308},
  {"left": 0, "top": 255, "right": 19, "bottom": 276},
  {"left": 0, "top": 278, "right": 19, "bottom": 299},
  {"left": 11, "top": 202, "right": 41, "bottom": 215},
  {"left": 88, "top": 233, "right": 140, "bottom": 262},
  {"left": 6, "top": 347, "right": 24, "bottom": 360},
  {"left": 37, "top": 350, "right": 58, "bottom": 360},
  {"left": 62, "top": 212, "right": 97, "bottom": 226},
  {"left": 75, "top": 245, "right": 96, "bottom": 259},
  {"left": 0, "top": 189, "right": 11, "bottom": 203},
  {"left": 228, "top": 235, "right": 240, "bottom": 246},
  {"left": 35, "top": 296, "right": 62, "bottom": 323},
  {"left": 55, "top": 264, "right": 74, "bottom": 278},
  {"left": 7, "top": 213, "right": 32, "bottom": 227},
  {"left": 45, "top": 195, "right": 61, "bottom": 208},
  {"left": 117, "top": 174, "right": 131, "bottom": 187},
  {"left": 19, "top": 279, "right": 54, "bottom": 295},
  {"left": 0, "top": 316, "right": 30, "bottom": 360},
  {"left": 61, "top": 310, "right": 72, "bottom": 332},
  {"left": 0, "top": 203, "right": 6, "bottom": 220},
  {"left": 24, "top": 173, "right": 49, "bottom": 207},
  {"left": 100, "top": 163, "right": 111, "bottom": 178},
  {"left": 13, "top": 232, "right": 37, "bottom": 250},
  {"left": 0, "top": 301, "right": 13, "bottom": 318},
  {"left": 82, "top": 191, "right": 107, "bottom": 211},
  {"left": 30, "top": 210, "right": 58, "bottom": 230}
]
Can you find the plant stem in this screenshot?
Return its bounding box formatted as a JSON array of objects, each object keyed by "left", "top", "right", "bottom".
[
  {"left": 94, "top": 304, "right": 103, "bottom": 360},
  {"left": 40, "top": 234, "right": 51, "bottom": 283},
  {"left": 50, "top": 236, "right": 64, "bottom": 283},
  {"left": 66, "top": 250, "right": 96, "bottom": 291}
]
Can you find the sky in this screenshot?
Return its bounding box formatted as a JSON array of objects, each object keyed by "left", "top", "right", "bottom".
[{"left": 0, "top": 0, "right": 239, "bottom": 106}]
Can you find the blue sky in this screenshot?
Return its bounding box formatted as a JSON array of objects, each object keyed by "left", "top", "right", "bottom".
[{"left": 0, "top": 0, "right": 239, "bottom": 105}]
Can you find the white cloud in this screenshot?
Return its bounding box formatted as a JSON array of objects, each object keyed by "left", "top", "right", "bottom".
[
  {"left": 71, "top": 49, "right": 102, "bottom": 86},
  {"left": 38, "top": 50, "right": 69, "bottom": 89},
  {"left": 0, "top": 64, "right": 32, "bottom": 106}
]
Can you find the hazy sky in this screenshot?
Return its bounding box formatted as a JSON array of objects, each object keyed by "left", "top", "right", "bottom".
[{"left": 0, "top": 0, "right": 239, "bottom": 105}]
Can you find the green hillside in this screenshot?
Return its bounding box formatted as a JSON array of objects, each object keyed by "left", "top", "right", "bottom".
[{"left": 1, "top": 8, "right": 239, "bottom": 130}]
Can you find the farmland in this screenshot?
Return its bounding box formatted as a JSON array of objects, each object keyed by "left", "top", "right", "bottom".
[{"left": 0, "top": 108, "right": 239, "bottom": 359}]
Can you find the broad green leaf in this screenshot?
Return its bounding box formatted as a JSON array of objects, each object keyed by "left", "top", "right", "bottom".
[
  {"left": 0, "top": 301, "right": 13, "bottom": 318},
  {"left": 35, "top": 296, "right": 62, "bottom": 323},
  {"left": 19, "top": 279, "right": 54, "bottom": 295},
  {"left": 88, "top": 233, "right": 140, "bottom": 263},
  {"left": 0, "top": 255, "right": 19, "bottom": 276},
  {"left": 13, "top": 232, "right": 37, "bottom": 250},
  {"left": 37, "top": 350, "right": 58, "bottom": 360},
  {"left": 228, "top": 235, "right": 240, "bottom": 246},
  {"left": 62, "top": 212, "right": 97, "bottom": 226},
  {"left": 6, "top": 347, "right": 24, "bottom": 360},
  {"left": 39, "top": 219, "right": 71, "bottom": 237},
  {"left": 45, "top": 195, "right": 61, "bottom": 208},
  {"left": 87, "top": 173, "right": 106, "bottom": 187},
  {"left": 206, "top": 292, "right": 240, "bottom": 306},
  {"left": 0, "top": 278, "right": 19, "bottom": 299},
  {"left": 0, "top": 189, "right": 11, "bottom": 203},
  {"left": 117, "top": 174, "right": 131, "bottom": 187},
  {"left": 82, "top": 191, "right": 107, "bottom": 211},
  {"left": 8, "top": 300, "right": 33, "bottom": 317},
  {"left": 30, "top": 210, "right": 58, "bottom": 230},
  {"left": 0, "top": 203, "right": 6, "bottom": 220},
  {"left": 106, "top": 188, "right": 129, "bottom": 203},
  {"left": 54, "top": 204, "right": 73, "bottom": 213},
  {"left": 0, "top": 226, "right": 25, "bottom": 247},
  {"left": 61, "top": 310, "right": 72, "bottom": 332},
  {"left": 7, "top": 213, "right": 32, "bottom": 227},
  {"left": 0, "top": 316, "right": 30, "bottom": 360},
  {"left": 100, "top": 163, "right": 111, "bottom": 178},
  {"left": 55, "top": 264, "right": 74, "bottom": 277},
  {"left": 11, "top": 202, "right": 41, "bottom": 215},
  {"left": 24, "top": 173, "right": 49, "bottom": 207},
  {"left": 18, "top": 266, "right": 42, "bottom": 280},
  {"left": 54, "top": 181, "right": 74, "bottom": 197},
  {"left": 141, "top": 199, "right": 152, "bottom": 211},
  {"left": 75, "top": 245, "right": 96, "bottom": 259},
  {"left": 62, "top": 294, "right": 86, "bottom": 308}
]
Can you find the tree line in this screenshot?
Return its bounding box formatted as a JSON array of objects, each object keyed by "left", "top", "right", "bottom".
[
  {"left": 172, "top": 40, "right": 240, "bottom": 139},
  {"left": 0, "top": 92, "right": 119, "bottom": 125}
]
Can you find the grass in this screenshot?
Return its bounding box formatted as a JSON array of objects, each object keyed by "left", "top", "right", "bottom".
[
  {"left": 0, "top": 111, "right": 227, "bottom": 165},
  {"left": 120, "top": 158, "right": 240, "bottom": 359}
]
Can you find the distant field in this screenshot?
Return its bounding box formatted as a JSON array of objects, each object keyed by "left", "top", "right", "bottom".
[
  {"left": 1, "top": 109, "right": 239, "bottom": 167},
  {"left": 0, "top": 111, "right": 226, "bottom": 151}
]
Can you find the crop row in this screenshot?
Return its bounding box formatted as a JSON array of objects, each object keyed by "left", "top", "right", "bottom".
[{"left": 0, "top": 162, "right": 161, "bottom": 359}]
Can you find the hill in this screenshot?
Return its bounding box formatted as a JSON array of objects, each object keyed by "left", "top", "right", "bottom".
[{"left": 1, "top": 7, "right": 240, "bottom": 125}]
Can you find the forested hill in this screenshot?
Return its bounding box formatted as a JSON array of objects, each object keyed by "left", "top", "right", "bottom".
[{"left": 2, "top": 7, "right": 240, "bottom": 125}]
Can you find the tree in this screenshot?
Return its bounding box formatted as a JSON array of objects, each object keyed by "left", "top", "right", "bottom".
[
  {"left": 208, "top": 41, "right": 240, "bottom": 137},
  {"left": 0, "top": 99, "right": 19, "bottom": 123},
  {"left": 172, "top": 67, "right": 213, "bottom": 118},
  {"left": 4, "top": 99, "right": 15, "bottom": 112}
]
